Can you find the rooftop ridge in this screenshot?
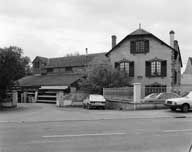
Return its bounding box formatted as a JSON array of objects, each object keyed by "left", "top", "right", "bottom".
[{"left": 129, "top": 28, "right": 152, "bottom": 35}]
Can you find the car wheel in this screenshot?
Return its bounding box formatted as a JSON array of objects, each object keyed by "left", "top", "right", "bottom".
[
  {"left": 170, "top": 107, "right": 176, "bottom": 111},
  {"left": 182, "top": 104, "right": 189, "bottom": 113}
]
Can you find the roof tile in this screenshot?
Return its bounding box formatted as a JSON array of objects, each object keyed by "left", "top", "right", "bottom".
[{"left": 17, "top": 73, "right": 83, "bottom": 87}]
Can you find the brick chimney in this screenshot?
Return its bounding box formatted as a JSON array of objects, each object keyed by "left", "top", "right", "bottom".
[
  {"left": 169, "top": 30, "right": 175, "bottom": 48},
  {"left": 111, "top": 35, "right": 117, "bottom": 48}
]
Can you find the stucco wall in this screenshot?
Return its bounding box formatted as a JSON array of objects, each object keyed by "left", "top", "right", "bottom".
[{"left": 108, "top": 36, "right": 172, "bottom": 97}]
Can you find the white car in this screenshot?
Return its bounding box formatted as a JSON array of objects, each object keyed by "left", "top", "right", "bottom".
[
  {"left": 165, "top": 91, "right": 192, "bottom": 112},
  {"left": 83, "top": 94, "right": 106, "bottom": 109}
]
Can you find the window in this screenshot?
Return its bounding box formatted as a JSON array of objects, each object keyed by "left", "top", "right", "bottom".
[
  {"left": 151, "top": 61, "right": 161, "bottom": 76},
  {"left": 47, "top": 68, "right": 53, "bottom": 73},
  {"left": 135, "top": 40, "right": 145, "bottom": 53},
  {"left": 120, "top": 62, "right": 129, "bottom": 73},
  {"left": 65, "top": 67, "right": 73, "bottom": 72},
  {"left": 146, "top": 60, "right": 167, "bottom": 77},
  {"left": 130, "top": 40, "right": 149, "bottom": 54},
  {"left": 114, "top": 61, "right": 134, "bottom": 77}
]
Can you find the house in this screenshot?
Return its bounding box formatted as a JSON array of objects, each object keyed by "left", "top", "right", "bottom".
[
  {"left": 181, "top": 57, "right": 192, "bottom": 93},
  {"left": 17, "top": 27, "right": 183, "bottom": 102},
  {"left": 106, "top": 28, "right": 182, "bottom": 97},
  {"left": 17, "top": 53, "right": 106, "bottom": 102}
]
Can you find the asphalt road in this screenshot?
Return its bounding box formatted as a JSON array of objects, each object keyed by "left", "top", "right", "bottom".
[{"left": 1, "top": 117, "right": 192, "bottom": 152}]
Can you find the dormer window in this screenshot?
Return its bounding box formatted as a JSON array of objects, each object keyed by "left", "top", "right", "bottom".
[
  {"left": 130, "top": 40, "right": 149, "bottom": 54},
  {"left": 136, "top": 40, "right": 145, "bottom": 53}
]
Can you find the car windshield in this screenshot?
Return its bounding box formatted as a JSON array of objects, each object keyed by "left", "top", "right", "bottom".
[
  {"left": 144, "top": 93, "right": 159, "bottom": 99},
  {"left": 182, "top": 92, "right": 190, "bottom": 97},
  {"left": 182, "top": 92, "right": 192, "bottom": 98}
]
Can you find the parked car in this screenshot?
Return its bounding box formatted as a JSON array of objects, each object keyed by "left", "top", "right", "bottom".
[
  {"left": 83, "top": 94, "right": 106, "bottom": 109},
  {"left": 142, "top": 92, "right": 180, "bottom": 103},
  {"left": 165, "top": 91, "right": 192, "bottom": 112}
]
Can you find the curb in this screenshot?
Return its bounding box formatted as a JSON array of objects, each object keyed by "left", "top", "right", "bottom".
[{"left": 0, "top": 115, "right": 190, "bottom": 124}]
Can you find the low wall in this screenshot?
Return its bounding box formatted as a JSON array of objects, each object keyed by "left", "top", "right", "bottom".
[
  {"left": 0, "top": 101, "right": 17, "bottom": 108},
  {"left": 106, "top": 100, "right": 168, "bottom": 110},
  {"left": 103, "top": 87, "right": 133, "bottom": 102}
]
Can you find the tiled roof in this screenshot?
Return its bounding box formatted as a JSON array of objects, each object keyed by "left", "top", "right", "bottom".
[
  {"left": 46, "top": 53, "right": 106, "bottom": 68},
  {"left": 129, "top": 28, "right": 151, "bottom": 35},
  {"left": 17, "top": 73, "right": 83, "bottom": 87},
  {"left": 32, "top": 56, "right": 48, "bottom": 63}
]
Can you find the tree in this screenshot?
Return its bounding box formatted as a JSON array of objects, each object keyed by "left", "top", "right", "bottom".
[
  {"left": 81, "top": 57, "right": 131, "bottom": 94},
  {"left": 0, "top": 46, "right": 31, "bottom": 101}
]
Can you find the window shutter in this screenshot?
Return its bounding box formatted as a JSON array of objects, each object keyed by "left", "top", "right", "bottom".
[
  {"left": 114, "top": 62, "right": 120, "bottom": 70},
  {"left": 161, "top": 61, "right": 167, "bottom": 77},
  {"left": 144, "top": 40, "right": 149, "bottom": 53},
  {"left": 130, "top": 41, "right": 136, "bottom": 54},
  {"left": 145, "top": 61, "right": 151, "bottom": 77},
  {"left": 129, "top": 62, "right": 134, "bottom": 77}
]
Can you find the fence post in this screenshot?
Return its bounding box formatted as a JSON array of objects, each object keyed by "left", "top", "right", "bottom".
[
  {"left": 133, "top": 83, "right": 141, "bottom": 110},
  {"left": 34, "top": 91, "right": 38, "bottom": 103},
  {"left": 12, "top": 90, "right": 18, "bottom": 107},
  {"left": 23, "top": 92, "right": 27, "bottom": 103},
  {"left": 56, "top": 91, "right": 64, "bottom": 107}
]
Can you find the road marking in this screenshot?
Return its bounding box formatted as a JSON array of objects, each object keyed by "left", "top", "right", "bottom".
[
  {"left": 42, "top": 132, "right": 126, "bottom": 138},
  {"left": 163, "top": 129, "right": 192, "bottom": 133}
]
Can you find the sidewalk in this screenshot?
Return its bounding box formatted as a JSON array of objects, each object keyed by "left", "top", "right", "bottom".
[{"left": 0, "top": 103, "right": 191, "bottom": 123}]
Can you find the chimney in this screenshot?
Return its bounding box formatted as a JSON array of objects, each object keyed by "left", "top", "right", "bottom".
[
  {"left": 169, "top": 30, "right": 175, "bottom": 48},
  {"left": 111, "top": 35, "right": 117, "bottom": 48},
  {"left": 85, "top": 48, "right": 88, "bottom": 55}
]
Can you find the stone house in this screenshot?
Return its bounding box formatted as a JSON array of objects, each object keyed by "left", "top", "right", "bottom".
[
  {"left": 17, "top": 53, "right": 106, "bottom": 102},
  {"left": 106, "top": 28, "right": 182, "bottom": 97}
]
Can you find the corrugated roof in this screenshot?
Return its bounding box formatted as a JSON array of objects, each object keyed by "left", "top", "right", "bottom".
[
  {"left": 17, "top": 73, "right": 83, "bottom": 87},
  {"left": 46, "top": 53, "right": 106, "bottom": 68}
]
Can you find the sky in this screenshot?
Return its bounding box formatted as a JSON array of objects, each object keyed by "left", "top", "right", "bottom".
[{"left": 0, "top": 0, "right": 191, "bottom": 71}]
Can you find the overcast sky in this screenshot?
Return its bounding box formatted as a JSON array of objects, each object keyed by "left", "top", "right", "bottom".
[{"left": 0, "top": 0, "right": 191, "bottom": 70}]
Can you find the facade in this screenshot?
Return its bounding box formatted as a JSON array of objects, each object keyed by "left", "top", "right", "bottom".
[{"left": 106, "top": 28, "right": 182, "bottom": 97}]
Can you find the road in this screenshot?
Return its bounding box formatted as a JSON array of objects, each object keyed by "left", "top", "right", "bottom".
[{"left": 1, "top": 117, "right": 192, "bottom": 152}]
